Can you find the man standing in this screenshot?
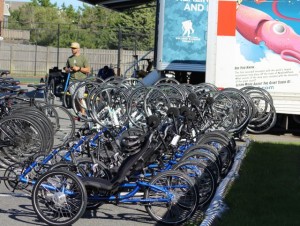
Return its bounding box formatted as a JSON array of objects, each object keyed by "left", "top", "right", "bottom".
[{"left": 64, "top": 42, "right": 90, "bottom": 117}]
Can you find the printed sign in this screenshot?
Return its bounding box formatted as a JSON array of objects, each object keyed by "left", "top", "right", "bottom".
[
  {"left": 235, "top": 0, "right": 300, "bottom": 93},
  {"left": 157, "top": 0, "right": 209, "bottom": 71}
]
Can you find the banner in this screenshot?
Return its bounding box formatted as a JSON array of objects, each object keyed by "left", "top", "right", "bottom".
[{"left": 235, "top": 0, "right": 300, "bottom": 92}]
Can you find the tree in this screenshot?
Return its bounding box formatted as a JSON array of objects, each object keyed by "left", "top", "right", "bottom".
[
  {"left": 118, "top": 3, "right": 156, "bottom": 51},
  {"left": 7, "top": 1, "right": 157, "bottom": 50},
  {"left": 30, "top": 0, "right": 57, "bottom": 8}
]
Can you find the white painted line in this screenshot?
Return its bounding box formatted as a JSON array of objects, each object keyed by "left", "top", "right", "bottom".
[{"left": 0, "top": 193, "right": 30, "bottom": 197}]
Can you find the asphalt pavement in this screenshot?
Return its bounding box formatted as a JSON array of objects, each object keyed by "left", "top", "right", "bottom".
[
  {"left": 246, "top": 132, "right": 300, "bottom": 143},
  {"left": 0, "top": 178, "right": 157, "bottom": 226}
]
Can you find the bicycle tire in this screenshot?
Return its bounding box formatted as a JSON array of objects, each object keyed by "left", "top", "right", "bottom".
[
  {"left": 173, "top": 159, "right": 217, "bottom": 207},
  {"left": 0, "top": 114, "right": 49, "bottom": 162},
  {"left": 144, "top": 170, "right": 199, "bottom": 224},
  {"left": 32, "top": 169, "right": 87, "bottom": 226},
  {"left": 197, "top": 135, "right": 233, "bottom": 176},
  {"left": 40, "top": 104, "right": 76, "bottom": 148}
]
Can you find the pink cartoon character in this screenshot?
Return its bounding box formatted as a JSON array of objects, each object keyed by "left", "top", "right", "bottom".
[{"left": 236, "top": 4, "right": 300, "bottom": 63}]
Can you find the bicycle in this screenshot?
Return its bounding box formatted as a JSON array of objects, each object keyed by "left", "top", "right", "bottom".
[{"left": 31, "top": 115, "right": 200, "bottom": 225}]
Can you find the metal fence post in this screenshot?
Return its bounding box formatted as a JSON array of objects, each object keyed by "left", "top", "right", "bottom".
[
  {"left": 10, "top": 45, "right": 13, "bottom": 74},
  {"left": 46, "top": 46, "right": 49, "bottom": 72},
  {"left": 117, "top": 28, "right": 122, "bottom": 76},
  {"left": 57, "top": 23, "right": 60, "bottom": 68},
  {"left": 34, "top": 42, "right": 37, "bottom": 76}
]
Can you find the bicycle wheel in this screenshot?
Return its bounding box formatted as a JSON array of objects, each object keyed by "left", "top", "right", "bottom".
[
  {"left": 11, "top": 107, "right": 54, "bottom": 152},
  {"left": 126, "top": 86, "right": 150, "bottom": 128},
  {"left": 62, "top": 81, "right": 77, "bottom": 109},
  {"left": 221, "top": 88, "right": 253, "bottom": 133},
  {"left": 103, "top": 75, "right": 123, "bottom": 85},
  {"left": 143, "top": 87, "right": 171, "bottom": 124},
  {"left": 195, "top": 91, "right": 237, "bottom": 132},
  {"left": 89, "top": 85, "right": 129, "bottom": 127},
  {"left": 211, "top": 91, "right": 238, "bottom": 131},
  {"left": 197, "top": 131, "right": 237, "bottom": 156},
  {"left": 155, "top": 83, "right": 185, "bottom": 108},
  {"left": 197, "top": 135, "right": 233, "bottom": 177},
  {"left": 3, "top": 162, "right": 30, "bottom": 192},
  {"left": 32, "top": 169, "right": 87, "bottom": 226},
  {"left": 180, "top": 146, "right": 221, "bottom": 183},
  {"left": 153, "top": 77, "right": 180, "bottom": 85},
  {"left": 247, "top": 106, "right": 277, "bottom": 134},
  {"left": 241, "top": 86, "right": 273, "bottom": 104},
  {"left": 40, "top": 104, "right": 76, "bottom": 148},
  {"left": 205, "top": 130, "right": 237, "bottom": 154},
  {"left": 76, "top": 157, "right": 111, "bottom": 179},
  {"left": 44, "top": 79, "right": 55, "bottom": 105},
  {"left": 72, "top": 81, "right": 102, "bottom": 122},
  {"left": 144, "top": 170, "right": 199, "bottom": 225},
  {"left": 120, "top": 77, "right": 145, "bottom": 89},
  {"left": 0, "top": 115, "right": 48, "bottom": 163},
  {"left": 194, "top": 83, "right": 218, "bottom": 93},
  {"left": 173, "top": 159, "right": 216, "bottom": 207}
]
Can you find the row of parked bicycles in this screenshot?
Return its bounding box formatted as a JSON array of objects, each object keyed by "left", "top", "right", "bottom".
[{"left": 0, "top": 72, "right": 276, "bottom": 226}]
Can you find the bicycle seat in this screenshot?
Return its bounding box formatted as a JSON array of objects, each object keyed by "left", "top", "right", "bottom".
[
  {"left": 188, "top": 93, "right": 200, "bottom": 106},
  {"left": 0, "top": 79, "right": 19, "bottom": 85},
  {"left": 0, "top": 93, "right": 17, "bottom": 100},
  {"left": 27, "top": 84, "right": 46, "bottom": 90},
  {"left": 167, "top": 107, "right": 180, "bottom": 118},
  {"left": 81, "top": 176, "right": 114, "bottom": 191},
  {"left": 146, "top": 115, "right": 160, "bottom": 129},
  {"left": 81, "top": 116, "right": 161, "bottom": 191},
  {"left": 180, "top": 106, "right": 189, "bottom": 117},
  {"left": 0, "top": 85, "right": 21, "bottom": 91},
  {"left": 81, "top": 140, "right": 150, "bottom": 191},
  {"left": 120, "top": 128, "right": 145, "bottom": 155}
]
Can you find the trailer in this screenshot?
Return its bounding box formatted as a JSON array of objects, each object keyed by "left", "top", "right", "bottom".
[{"left": 155, "top": 0, "right": 300, "bottom": 130}]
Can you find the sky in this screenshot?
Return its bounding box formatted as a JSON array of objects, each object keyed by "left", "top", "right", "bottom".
[
  {"left": 50, "top": 0, "right": 88, "bottom": 9},
  {"left": 13, "top": 0, "right": 92, "bottom": 10}
]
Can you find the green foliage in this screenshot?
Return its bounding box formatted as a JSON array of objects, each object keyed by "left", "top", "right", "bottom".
[
  {"left": 118, "top": 4, "right": 156, "bottom": 50},
  {"left": 7, "top": 1, "right": 156, "bottom": 51},
  {"left": 30, "top": 0, "right": 56, "bottom": 7}
]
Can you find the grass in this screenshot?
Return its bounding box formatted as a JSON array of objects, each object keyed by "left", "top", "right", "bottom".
[
  {"left": 215, "top": 141, "right": 300, "bottom": 226},
  {"left": 7, "top": 75, "right": 45, "bottom": 84}
]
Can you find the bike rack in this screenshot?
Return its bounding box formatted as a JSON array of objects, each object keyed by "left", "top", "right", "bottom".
[{"left": 200, "top": 139, "right": 251, "bottom": 226}]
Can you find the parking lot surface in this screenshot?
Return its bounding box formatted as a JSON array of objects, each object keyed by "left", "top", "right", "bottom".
[
  {"left": 0, "top": 178, "right": 158, "bottom": 226},
  {"left": 247, "top": 132, "right": 300, "bottom": 143}
]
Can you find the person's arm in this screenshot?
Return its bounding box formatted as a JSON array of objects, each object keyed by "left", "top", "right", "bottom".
[
  {"left": 72, "top": 65, "right": 90, "bottom": 74},
  {"left": 81, "top": 66, "right": 90, "bottom": 74},
  {"left": 72, "top": 56, "right": 90, "bottom": 74},
  {"left": 64, "top": 67, "right": 72, "bottom": 73},
  {"left": 64, "top": 61, "right": 72, "bottom": 73}
]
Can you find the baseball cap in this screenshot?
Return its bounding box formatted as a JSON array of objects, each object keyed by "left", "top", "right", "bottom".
[{"left": 70, "top": 42, "right": 80, "bottom": 49}]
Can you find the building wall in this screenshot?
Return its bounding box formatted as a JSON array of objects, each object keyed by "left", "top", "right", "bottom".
[{"left": 0, "top": 0, "right": 4, "bottom": 25}]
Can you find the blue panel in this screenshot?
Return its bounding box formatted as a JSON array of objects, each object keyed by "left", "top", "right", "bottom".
[{"left": 162, "top": 0, "right": 208, "bottom": 65}]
